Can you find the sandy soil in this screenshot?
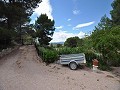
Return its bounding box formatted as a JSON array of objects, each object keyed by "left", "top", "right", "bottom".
[{"left": 0, "top": 45, "right": 120, "bottom": 90}]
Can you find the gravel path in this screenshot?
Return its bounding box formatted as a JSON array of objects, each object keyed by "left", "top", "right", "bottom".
[{"left": 0, "top": 45, "right": 120, "bottom": 90}]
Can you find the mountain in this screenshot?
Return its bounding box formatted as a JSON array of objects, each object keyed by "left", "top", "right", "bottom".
[{"left": 50, "top": 42, "right": 64, "bottom": 45}]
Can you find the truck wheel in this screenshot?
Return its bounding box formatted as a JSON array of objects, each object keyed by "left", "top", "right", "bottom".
[{"left": 69, "top": 62, "right": 78, "bottom": 70}]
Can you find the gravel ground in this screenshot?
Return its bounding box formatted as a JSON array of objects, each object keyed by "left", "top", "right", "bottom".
[{"left": 0, "top": 45, "right": 120, "bottom": 90}]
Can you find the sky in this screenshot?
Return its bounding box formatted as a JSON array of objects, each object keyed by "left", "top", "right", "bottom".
[{"left": 30, "top": 0, "right": 114, "bottom": 42}]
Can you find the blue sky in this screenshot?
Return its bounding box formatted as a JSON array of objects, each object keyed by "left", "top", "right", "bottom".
[{"left": 30, "top": 0, "right": 114, "bottom": 42}]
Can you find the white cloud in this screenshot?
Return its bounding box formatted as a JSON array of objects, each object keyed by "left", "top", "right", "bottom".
[
  {"left": 30, "top": 0, "right": 53, "bottom": 23},
  {"left": 67, "top": 19, "right": 71, "bottom": 21},
  {"left": 51, "top": 30, "right": 85, "bottom": 42},
  {"left": 73, "top": 21, "right": 95, "bottom": 30},
  {"left": 73, "top": 10, "right": 80, "bottom": 15},
  {"left": 55, "top": 26, "right": 63, "bottom": 29}
]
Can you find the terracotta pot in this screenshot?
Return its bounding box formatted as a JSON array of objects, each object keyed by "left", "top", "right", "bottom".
[{"left": 93, "top": 59, "right": 98, "bottom": 66}]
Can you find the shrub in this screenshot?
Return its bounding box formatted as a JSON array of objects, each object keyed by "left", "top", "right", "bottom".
[
  {"left": 57, "top": 47, "right": 84, "bottom": 55},
  {"left": 84, "top": 50, "right": 112, "bottom": 71},
  {"left": 35, "top": 45, "right": 58, "bottom": 64},
  {"left": 98, "top": 60, "right": 112, "bottom": 71},
  {"left": 35, "top": 44, "right": 113, "bottom": 70},
  {"left": 84, "top": 51, "right": 97, "bottom": 67},
  {"left": 43, "top": 49, "right": 58, "bottom": 64}
]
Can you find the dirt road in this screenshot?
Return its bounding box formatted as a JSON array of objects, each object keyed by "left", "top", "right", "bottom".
[{"left": 0, "top": 45, "right": 120, "bottom": 90}]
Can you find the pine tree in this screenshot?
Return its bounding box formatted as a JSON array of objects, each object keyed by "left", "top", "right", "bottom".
[
  {"left": 110, "top": 0, "right": 120, "bottom": 25},
  {"left": 36, "top": 14, "right": 55, "bottom": 45}
]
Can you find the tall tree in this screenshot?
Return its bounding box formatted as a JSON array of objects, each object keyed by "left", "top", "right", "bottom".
[
  {"left": 110, "top": 0, "right": 120, "bottom": 25},
  {"left": 94, "top": 15, "right": 112, "bottom": 31},
  {"left": 91, "top": 26, "right": 120, "bottom": 66},
  {"left": 90, "top": 0, "right": 120, "bottom": 66},
  {"left": 0, "top": 0, "right": 42, "bottom": 45},
  {"left": 36, "top": 14, "right": 55, "bottom": 45},
  {"left": 0, "top": 0, "right": 42, "bottom": 29}
]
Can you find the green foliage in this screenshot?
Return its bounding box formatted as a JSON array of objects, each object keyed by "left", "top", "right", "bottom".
[
  {"left": 110, "top": 0, "right": 120, "bottom": 25},
  {"left": 57, "top": 47, "right": 84, "bottom": 55},
  {"left": 56, "top": 44, "right": 63, "bottom": 48},
  {"left": 35, "top": 0, "right": 120, "bottom": 70},
  {"left": 91, "top": 25, "right": 120, "bottom": 66},
  {"left": 42, "top": 49, "right": 58, "bottom": 64},
  {"left": 22, "top": 35, "right": 33, "bottom": 45},
  {"left": 0, "top": 27, "right": 15, "bottom": 49},
  {"left": 35, "top": 45, "right": 58, "bottom": 64},
  {"left": 84, "top": 50, "right": 112, "bottom": 71},
  {"left": 98, "top": 60, "right": 112, "bottom": 71},
  {"left": 90, "top": 0, "right": 120, "bottom": 67},
  {"left": 84, "top": 51, "right": 99, "bottom": 67},
  {"left": 64, "top": 36, "right": 82, "bottom": 47},
  {"left": 82, "top": 36, "right": 93, "bottom": 51},
  {"left": 36, "top": 14, "right": 55, "bottom": 45},
  {"left": 94, "top": 15, "right": 112, "bottom": 31},
  {"left": 0, "top": 0, "right": 42, "bottom": 29},
  {"left": 84, "top": 51, "right": 97, "bottom": 63},
  {"left": 0, "top": 0, "right": 42, "bottom": 46}
]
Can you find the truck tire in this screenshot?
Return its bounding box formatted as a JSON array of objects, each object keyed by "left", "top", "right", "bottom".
[{"left": 69, "top": 62, "right": 78, "bottom": 70}]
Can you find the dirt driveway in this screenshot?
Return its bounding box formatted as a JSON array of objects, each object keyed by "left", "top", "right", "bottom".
[{"left": 0, "top": 45, "right": 120, "bottom": 90}]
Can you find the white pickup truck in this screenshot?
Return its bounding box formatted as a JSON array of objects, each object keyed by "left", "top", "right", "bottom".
[{"left": 60, "top": 53, "right": 86, "bottom": 70}]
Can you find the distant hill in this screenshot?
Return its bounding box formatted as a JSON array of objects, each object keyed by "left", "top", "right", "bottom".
[{"left": 50, "top": 42, "right": 64, "bottom": 45}]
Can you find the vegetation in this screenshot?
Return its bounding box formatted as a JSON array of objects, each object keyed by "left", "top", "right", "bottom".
[
  {"left": 52, "top": 0, "right": 120, "bottom": 69},
  {"left": 34, "top": 14, "right": 56, "bottom": 64},
  {"left": 22, "top": 34, "right": 33, "bottom": 45},
  {"left": 57, "top": 47, "right": 84, "bottom": 55},
  {"left": 110, "top": 0, "right": 120, "bottom": 25},
  {"left": 91, "top": 25, "right": 120, "bottom": 66},
  {"left": 0, "top": 0, "right": 42, "bottom": 29},
  {"left": 35, "top": 44, "right": 58, "bottom": 65},
  {"left": 0, "top": 0, "right": 42, "bottom": 49},
  {"left": 90, "top": 0, "right": 120, "bottom": 68},
  {"left": 0, "top": 27, "right": 16, "bottom": 50},
  {"left": 64, "top": 37, "right": 81, "bottom": 47},
  {"left": 0, "top": 0, "right": 119, "bottom": 70},
  {"left": 36, "top": 14, "right": 55, "bottom": 46}
]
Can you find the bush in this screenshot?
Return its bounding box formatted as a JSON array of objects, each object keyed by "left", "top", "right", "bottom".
[
  {"left": 84, "top": 51, "right": 97, "bottom": 62},
  {"left": 91, "top": 26, "right": 120, "bottom": 67},
  {"left": 35, "top": 44, "right": 113, "bottom": 70},
  {"left": 43, "top": 49, "right": 58, "bottom": 64},
  {"left": 98, "top": 60, "right": 112, "bottom": 71},
  {"left": 57, "top": 47, "right": 84, "bottom": 55},
  {"left": 84, "top": 51, "right": 97, "bottom": 67},
  {"left": 35, "top": 45, "right": 58, "bottom": 64},
  {"left": 84, "top": 50, "right": 112, "bottom": 71}
]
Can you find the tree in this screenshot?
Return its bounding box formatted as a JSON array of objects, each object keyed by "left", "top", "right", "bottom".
[
  {"left": 82, "top": 36, "right": 93, "bottom": 51},
  {"left": 90, "top": 0, "right": 120, "bottom": 66},
  {"left": 91, "top": 26, "right": 120, "bottom": 66},
  {"left": 64, "top": 36, "right": 80, "bottom": 47},
  {"left": 110, "top": 0, "right": 120, "bottom": 25},
  {"left": 0, "top": 27, "right": 16, "bottom": 49},
  {"left": 57, "top": 44, "right": 62, "bottom": 48},
  {"left": 0, "top": 0, "right": 42, "bottom": 29},
  {"left": 94, "top": 15, "right": 112, "bottom": 31},
  {"left": 36, "top": 14, "right": 55, "bottom": 46},
  {"left": 0, "top": 0, "right": 42, "bottom": 45}
]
